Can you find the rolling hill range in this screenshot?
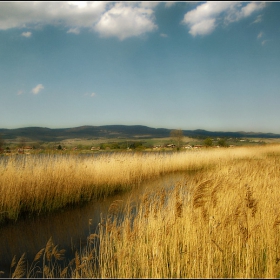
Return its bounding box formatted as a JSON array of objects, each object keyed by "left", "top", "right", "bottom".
[{"left": 0, "top": 125, "right": 280, "bottom": 142}]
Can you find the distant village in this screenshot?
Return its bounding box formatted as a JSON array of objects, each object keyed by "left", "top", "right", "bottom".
[{"left": 0, "top": 137, "right": 265, "bottom": 155}]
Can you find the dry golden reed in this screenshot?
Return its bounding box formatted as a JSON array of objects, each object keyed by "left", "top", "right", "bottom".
[
  {"left": 9, "top": 235, "right": 68, "bottom": 278},
  {"left": 33, "top": 248, "right": 45, "bottom": 262},
  {"left": 2, "top": 145, "right": 271, "bottom": 223},
  {"left": 92, "top": 144, "right": 280, "bottom": 278},
  {"left": 11, "top": 253, "right": 26, "bottom": 279},
  {"left": 6, "top": 144, "right": 280, "bottom": 278}
]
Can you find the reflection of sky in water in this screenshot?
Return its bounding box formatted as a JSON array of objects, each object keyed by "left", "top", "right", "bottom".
[{"left": 0, "top": 171, "right": 189, "bottom": 276}]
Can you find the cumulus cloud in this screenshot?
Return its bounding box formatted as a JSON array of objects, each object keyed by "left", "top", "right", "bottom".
[
  {"left": 189, "top": 18, "right": 216, "bottom": 36},
  {"left": 31, "top": 84, "right": 44, "bottom": 95},
  {"left": 21, "top": 31, "right": 32, "bottom": 37},
  {"left": 182, "top": 2, "right": 266, "bottom": 36},
  {"left": 94, "top": 2, "right": 157, "bottom": 40}
]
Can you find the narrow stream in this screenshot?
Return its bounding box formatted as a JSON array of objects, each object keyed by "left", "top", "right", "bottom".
[{"left": 0, "top": 172, "right": 188, "bottom": 277}]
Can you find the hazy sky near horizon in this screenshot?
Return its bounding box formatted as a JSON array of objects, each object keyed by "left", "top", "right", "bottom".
[{"left": 1, "top": 1, "right": 280, "bottom": 133}]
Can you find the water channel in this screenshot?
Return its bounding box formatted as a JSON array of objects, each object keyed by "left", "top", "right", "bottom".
[{"left": 0, "top": 171, "right": 189, "bottom": 277}]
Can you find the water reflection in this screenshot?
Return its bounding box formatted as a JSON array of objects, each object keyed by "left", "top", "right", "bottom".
[{"left": 0, "top": 172, "right": 188, "bottom": 276}]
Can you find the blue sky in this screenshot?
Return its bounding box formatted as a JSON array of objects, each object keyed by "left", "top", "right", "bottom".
[{"left": 1, "top": 1, "right": 280, "bottom": 133}]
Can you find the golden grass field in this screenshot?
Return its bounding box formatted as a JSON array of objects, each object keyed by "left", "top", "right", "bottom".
[
  {"left": 4, "top": 144, "right": 280, "bottom": 278},
  {"left": 0, "top": 147, "right": 252, "bottom": 223}
]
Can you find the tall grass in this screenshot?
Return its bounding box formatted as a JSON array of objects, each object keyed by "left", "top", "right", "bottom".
[
  {"left": 92, "top": 144, "right": 280, "bottom": 278},
  {"left": 0, "top": 147, "right": 261, "bottom": 223},
  {"left": 8, "top": 144, "right": 280, "bottom": 278}
]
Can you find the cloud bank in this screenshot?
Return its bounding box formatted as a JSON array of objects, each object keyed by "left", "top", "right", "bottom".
[{"left": 94, "top": 2, "right": 157, "bottom": 40}]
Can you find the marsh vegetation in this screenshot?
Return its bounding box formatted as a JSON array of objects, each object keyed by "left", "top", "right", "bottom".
[
  {"left": 0, "top": 148, "right": 242, "bottom": 223},
  {"left": 2, "top": 145, "right": 280, "bottom": 278}
]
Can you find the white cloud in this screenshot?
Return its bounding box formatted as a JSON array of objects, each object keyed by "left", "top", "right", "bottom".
[
  {"left": 0, "top": 2, "right": 107, "bottom": 30},
  {"left": 90, "top": 92, "right": 96, "bottom": 97},
  {"left": 0, "top": 2, "right": 158, "bottom": 40},
  {"left": 21, "top": 31, "right": 32, "bottom": 37},
  {"left": 31, "top": 84, "right": 44, "bottom": 95},
  {"left": 239, "top": 2, "right": 266, "bottom": 18},
  {"left": 182, "top": 2, "right": 266, "bottom": 36},
  {"left": 257, "top": 31, "right": 263, "bottom": 39},
  {"left": 189, "top": 18, "right": 216, "bottom": 36},
  {"left": 252, "top": 14, "right": 263, "bottom": 24},
  {"left": 165, "top": 2, "right": 176, "bottom": 8},
  {"left": 256, "top": 31, "right": 269, "bottom": 46},
  {"left": 67, "top": 27, "right": 80, "bottom": 34},
  {"left": 94, "top": 2, "right": 157, "bottom": 40},
  {"left": 160, "top": 33, "right": 168, "bottom": 38},
  {"left": 17, "top": 90, "right": 23, "bottom": 95},
  {"left": 68, "top": 2, "right": 88, "bottom": 9}
]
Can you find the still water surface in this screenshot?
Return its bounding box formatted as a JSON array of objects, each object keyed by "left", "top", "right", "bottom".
[{"left": 0, "top": 172, "right": 188, "bottom": 276}]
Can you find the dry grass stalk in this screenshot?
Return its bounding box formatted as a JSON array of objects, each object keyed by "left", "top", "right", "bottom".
[
  {"left": 192, "top": 179, "right": 213, "bottom": 209},
  {"left": 10, "top": 255, "right": 17, "bottom": 270},
  {"left": 245, "top": 184, "right": 258, "bottom": 217},
  {"left": 11, "top": 253, "right": 26, "bottom": 279},
  {"left": 33, "top": 248, "right": 45, "bottom": 262},
  {"left": 43, "top": 265, "right": 51, "bottom": 278},
  {"left": 160, "top": 189, "right": 167, "bottom": 208},
  {"left": 60, "top": 266, "right": 68, "bottom": 278},
  {"left": 175, "top": 200, "right": 183, "bottom": 219},
  {"left": 45, "top": 236, "right": 54, "bottom": 262},
  {"left": 54, "top": 248, "right": 66, "bottom": 261},
  {"left": 108, "top": 200, "right": 124, "bottom": 218}
]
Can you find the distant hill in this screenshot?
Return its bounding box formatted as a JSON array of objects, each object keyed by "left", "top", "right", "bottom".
[{"left": 0, "top": 125, "right": 280, "bottom": 142}]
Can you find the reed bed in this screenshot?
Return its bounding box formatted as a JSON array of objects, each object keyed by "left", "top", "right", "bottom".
[
  {"left": 8, "top": 144, "right": 280, "bottom": 278},
  {"left": 91, "top": 145, "right": 280, "bottom": 278},
  {"left": 0, "top": 146, "right": 263, "bottom": 223}
]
